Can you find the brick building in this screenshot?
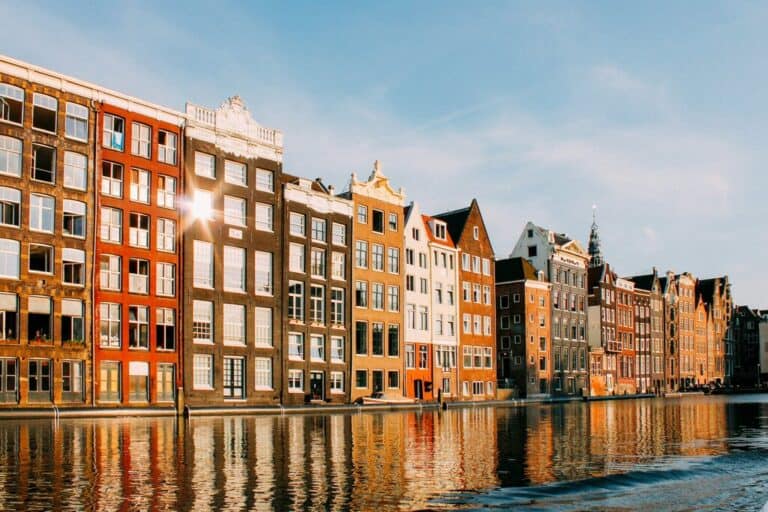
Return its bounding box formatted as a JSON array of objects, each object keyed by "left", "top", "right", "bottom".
[{"left": 615, "top": 277, "right": 636, "bottom": 395}]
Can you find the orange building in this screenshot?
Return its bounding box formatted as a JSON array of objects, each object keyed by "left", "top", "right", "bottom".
[
  {"left": 615, "top": 278, "right": 636, "bottom": 394},
  {"left": 694, "top": 297, "right": 709, "bottom": 385},
  {"left": 436, "top": 200, "right": 496, "bottom": 400},
  {"left": 677, "top": 273, "right": 697, "bottom": 389},
  {"left": 343, "top": 162, "right": 406, "bottom": 401}
]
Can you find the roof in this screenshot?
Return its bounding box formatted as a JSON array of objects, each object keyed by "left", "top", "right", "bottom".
[
  {"left": 496, "top": 257, "right": 540, "bottom": 283},
  {"left": 434, "top": 206, "right": 471, "bottom": 244},
  {"left": 421, "top": 215, "right": 455, "bottom": 248},
  {"left": 588, "top": 264, "right": 608, "bottom": 289},
  {"left": 696, "top": 278, "right": 717, "bottom": 303},
  {"left": 625, "top": 273, "right": 655, "bottom": 291}
]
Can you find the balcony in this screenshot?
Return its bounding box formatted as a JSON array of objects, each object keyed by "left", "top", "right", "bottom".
[{"left": 606, "top": 340, "right": 622, "bottom": 353}]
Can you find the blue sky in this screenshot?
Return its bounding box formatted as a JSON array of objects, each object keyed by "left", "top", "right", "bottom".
[{"left": 3, "top": 1, "right": 766, "bottom": 305}]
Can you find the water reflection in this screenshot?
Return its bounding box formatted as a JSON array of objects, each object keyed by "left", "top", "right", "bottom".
[{"left": 0, "top": 395, "right": 764, "bottom": 510}]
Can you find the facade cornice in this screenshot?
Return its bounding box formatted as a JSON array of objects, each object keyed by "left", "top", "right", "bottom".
[{"left": 284, "top": 182, "right": 353, "bottom": 216}]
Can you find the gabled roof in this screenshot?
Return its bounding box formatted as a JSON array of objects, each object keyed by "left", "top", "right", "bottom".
[
  {"left": 496, "top": 257, "right": 539, "bottom": 283},
  {"left": 422, "top": 215, "right": 455, "bottom": 248},
  {"left": 434, "top": 206, "right": 471, "bottom": 245},
  {"left": 588, "top": 263, "right": 609, "bottom": 289},
  {"left": 625, "top": 273, "right": 655, "bottom": 291}
]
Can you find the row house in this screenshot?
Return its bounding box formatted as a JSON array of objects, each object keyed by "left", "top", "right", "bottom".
[
  {"left": 182, "top": 96, "right": 284, "bottom": 408},
  {"left": 94, "top": 99, "right": 183, "bottom": 407},
  {"left": 511, "top": 222, "right": 589, "bottom": 396},
  {"left": 693, "top": 296, "right": 709, "bottom": 385},
  {"left": 342, "top": 162, "right": 405, "bottom": 401},
  {"left": 615, "top": 277, "right": 636, "bottom": 395},
  {"left": 436, "top": 200, "right": 496, "bottom": 400},
  {"left": 633, "top": 287, "right": 652, "bottom": 394},
  {"left": 626, "top": 269, "right": 665, "bottom": 394},
  {"left": 696, "top": 277, "right": 731, "bottom": 385},
  {"left": 676, "top": 272, "right": 697, "bottom": 390},
  {"left": 760, "top": 310, "right": 768, "bottom": 385},
  {"left": 587, "top": 263, "right": 618, "bottom": 395},
  {"left": 282, "top": 176, "right": 353, "bottom": 405},
  {"left": 731, "top": 305, "right": 761, "bottom": 386},
  {"left": 0, "top": 59, "right": 95, "bottom": 407},
  {"left": 495, "top": 257, "right": 551, "bottom": 398}
]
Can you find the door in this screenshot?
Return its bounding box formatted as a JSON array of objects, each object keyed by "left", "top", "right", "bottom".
[
  {"left": 310, "top": 371, "right": 324, "bottom": 400},
  {"left": 414, "top": 379, "right": 423, "bottom": 399}
]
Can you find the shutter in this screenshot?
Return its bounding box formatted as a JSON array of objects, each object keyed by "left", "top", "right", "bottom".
[
  {"left": 0, "top": 293, "right": 16, "bottom": 311},
  {"left": 28, "top": 296, "right": 50, "bottom": 314},
  {"left": 61, "top": 299, "right": 82, "bottom": 317},
  {"left": 129, "top": 361, "right": 148, "bottom": 376}
]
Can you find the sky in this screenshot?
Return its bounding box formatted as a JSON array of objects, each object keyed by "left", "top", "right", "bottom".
[{"left": 2, "top": 1, "right": 766, "bottom": 305}]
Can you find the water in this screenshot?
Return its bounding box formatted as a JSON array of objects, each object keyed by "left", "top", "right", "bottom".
[{"left": 0, "top": 395, "right": 766, "bottom": 511}]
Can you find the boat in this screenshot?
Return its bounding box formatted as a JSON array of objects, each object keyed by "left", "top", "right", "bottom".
[{"left": 361, "top": 392, "right": 416, "bottom": 405}]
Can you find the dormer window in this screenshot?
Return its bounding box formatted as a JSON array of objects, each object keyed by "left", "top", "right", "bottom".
[
  {"left": 473, "top": 226, "right": 479, "bottom": 240},
  {"left": 527, "top": 228, "right": 534, "bottom": 238},
  {"left": 412, "top": 228, "right": 420, "bottom": 241},
  {"left": 435, "top": 223, "right": 446, "bottom": 240}
]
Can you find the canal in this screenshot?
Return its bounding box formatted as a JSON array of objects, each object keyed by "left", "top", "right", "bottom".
[{"left": 0, "top": 395, "right": 766, "bottom": 510}]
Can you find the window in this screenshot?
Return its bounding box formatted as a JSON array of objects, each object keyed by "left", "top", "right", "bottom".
[
  {"left": 129, "top": 168, "right": 150, "bottom": 203},
  {"left": 33, "top": 93, "right": 57, "bottom": 133},
  {"left": 372, "top": 323, "right": 384, "bottom": 355},
  {"left": 128, "top": 306, "right": 149, "bottom": 349},
  {"left": 27, "top": 359, "right": 52, "bottom": 403},
  {"left": 223, "top": 246, "right": 246, "bottom": 292},
  {"left": 462, "top": 253, "right": 471, "bottom": 271},
  {"left": 223, "top": 304, "right": 246, "bottom": 346},
  {"left": 131, "top": 122, "right": 151, "bottom": 158},
  {"left": 474, "top": 347, "right": 483, "bottom": 368},
  {"left": 311, "top": 218, "right": 326, "bottom": 242},
  {"left": 473, "top": 226, "right": 480, "bottom": 240},
  {"left": 289, "top": 212, "right": 305, "bottom": 237},
  {"left": 29, "top": 194, "right": 54, "bottom": 233},
  {"left": 332, "top": 223, "right": 346, "bottom": 245},
  {"left": 62, "top": 360, "right": 83, "bottom": 400},
  {"left": 473, "top": 315, "right": 482, "bottom": 335},
  {"left": 434, "top": 223, "right": 446, "bottom": 239},
  {"left": 289, "top": 243, "right": 305, "bottom": 273},
  {"left": 100, "top": 206, "right": 122, "bottom": 243},
  {"left": 472, "top": 256, "right": 481, "bottom": 274},
  {"left": 156, "top": 262, "right": 175, "bottom": 297},
  {"left": 0, "top": 136, "right": 22, "bottom": 177},
  {"left": 330, "top": 372, "right": 344, "bottom": 394},
  {"left": 99, "top": 303, "right": 121, "bottom": 348},
  {"left": 419, "top": 306, "right": 429, "bottom": 330},
  {"left": 355, "top": 370, "right": 368, "bottom": 388},
  {"left": 254, "top": 358, "right": 273, "bottom": 390},
  {"left": 500, "top": 316, "right": 510, "bottom": 329},
  {"left": 310, "top": 248, "right": 326, "bottom": 278},
  {"left": 388, "top": 324, "right": 400, "bottom": 356},
  {"left": 288, "top": 369, "right": 304, "bottom": 392},
  {"left": 156, "top": 218, "right": 175, "bottom": 252},
  {"left": 192, "top": 300, "right": 213, "bottom": 344},
  {"left": 388, "top": 371, "right": 399, "bottom": 389},
  {"left": 482, "top": 258, "right": 491, "bottom": 276},
  {"left": 61, "top": 299, "right": 83, "bottom": 343},
  {"left": 128, "top": 258, "right": 149, "bottom": 294},
  {"left": 310, "top": 285, "right": 325, "bottom": 324},
  {"left": 372, "top": 210, "right": 384, "bottom": 233},
  {"left": 388, "top": 212, "right": 398, "bottom": 231},
  {"left": 223, "top": 357, "right": 245, "bottom": 399},
  {"left": 288, "top": 333, "right": 304, "bottom": 360},
  {"left": 99, "top": 361, "right": 121, "bottom": 401},
  {"left": 103, "top": 114, "right": 125, "bottom": 151},
  {"left": 32, "top": 145, "right": 55, "bottom": 183},
  {"left": 254, "top": 251, "right": 273, "bottom": 295},
  {"left": 255, "top": 203, "right": 273, "bottom": 231},
  {"left": 331, "top": 252, "right": 345, "bottom": 280},
  {"left": 254, "top": 307, "right": 272, "bottom": 346},
  {"left": 357, "top": 205, "right": 368, "bottom": 224},
  {"left": 63, "top": 152, "right": 87, "bottom": 190},
  {"left": 63, "top": 199, "right": 86, "bottom": 238},
  {"left": 387, "top": 247, "right": 399, "bottom": 273},
  {"left": 355, "top": 281, "right": 368, "bottom": 308},
  {"left": 255, "top": 168, "right": 274, "bottom": 192},
  {"left": 355, "top": 241, "right": 368, "bottom": 268},
  {"left": 331, "top": 288, "right": 344, "bottom": 325},
  {"left": 288, "top": 281, "right": 304, "bottom": 321},
  {"left": 406, "top": 344, "right": 415, "bottom": 368},
  {"left": 0, "top": 84, "right": 24, "bottom": 124},
  {"left": 129, "top": 213, "right": 150, "bottom": 248},
  {"left": 225, "top": 159, "right": 247, "bottom": 186},
  {"left": 0, "top": 294, "right": 18, "bottom": 341},
  {"left": 528, "top": 245, "right": 537, "bottom": 257},
  {"left": 100, "top": 255, "right": 121, "bottom": 291},
  {"left": 29, "top": 244, "right": 53, "bottom": 274},
  {"left": 372, "top": 283, "right": 384, "bottom": 310},
  {"left": 484, "top": 316, "right": 492, "bottom": 336},
  {"left": 0, "top": 239, "right": 19, "bottom": 280},
  {"left": 0, "top": 187, "right": 20, "bottom": 227},
  {"left": 355, "top": 321, "right": 368, "bottom": 354},
  {"left": 419, "top": 346, "right": 428, "bottom": 368},
  {"left": 311, "top": 335, "right": 325, "bottom": 361},
  {"left": 157, "top": 175, "right": 176, "bottom": 209},
  {"left": 158, "top": 130, "right": 177, "bottom": 165},
  {"left": 194, "top": 190, "right": 214, "bottom": 221},
  {"left": 62, "top": 248, "right": 85, "bottom": 285},
  {"left": 372, "top": 244, "right": 384, "bottom": 271},
  {"left": 156, "top": 308, "right": 175, "bottom": 350},
  {"left": 406, "top": 275, "right": 414, "bottom": 292},
  {"left": 193, "top": 354, "right": 213, "bottom": 390},
  {"left": 102, "top": 161, "right": 123, "bottom": 197},
  {"left": 193, "top": 240, "right": 213, "bottom": 288},
  {"left": 157, "top": 364, "right": 175, "bottom": 402},
  {"left": 331, "top": 336, "right": 344, "bottom": 362},
  {"left": 388, "top": 285, "right": 399, "bottom": 312}
]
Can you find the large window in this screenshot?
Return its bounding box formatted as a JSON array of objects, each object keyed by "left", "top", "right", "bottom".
[
  {"left": 330, "top": 372, "right": 344, "bottom": 394},
  {"left": 32, "top": 93, "right": 57, "bottom": 133},
  {"left": 387, "top": 248, "right": 399, "bottom": 274},
  {"left": 194, "top": 151, "right": 215, "bottom": 178},
  {"left": 223, "top": 304, "right": 246, "bottom": 346},
  {"left": 355, "top": 321, "right": 367, "bottom": 354},
  {"left": 254, "top": 358, "right": 273, "bottom": 390},
  {"left": 0, "top": 358, "right": 16, "bottom": 403},
  {"left": 158, "top": 130, "right": 177, "bottom": 165},
  {"left": 310, "top": 335, "right": 325, "bottom": 361},
  {"left": 0, "top": 187, "right": 20, "bottom": 227},
  {"left": 32, "top": 144, "right": 55, "bottom": 183},
  {"left": 99, "top": 361, "right": 121, "bottom": 402},
  {"left": 62, "top": 248, "right": 85, "bottom": 285},
  {"left": 289, "top": 212, "right": 305, "bottom": 237},
  {"left": 355, "top": 240, "right": 368, "bottom": 268},
  {"left": 99, "top": 303, "right": 121, "bottom": 348},
  {"left": 254, "top": 251, "right": 272, "bottom": 295},
  {"left": 224, "top": 196, "right": 246, "bottom": 227},
  {"left": 128, "top": 362, "right": 149, "bottom": 402},
  {"left": 157, "top": 218, "right": 175, "bottom": 252},
  {"left": 331, "top": 288, "right": 344, "bottom": 325},
  {"left": 331, "top": 336, "right": 344, "bottom": 362},
  {"left": 102, "top": 161, "right": 123, "bottom": 197},
  {"left": 61, "top": 360, "right": 83, "bottom": 401},
  {"left": 255, "top": 203, "right": 273, "bottom": 231},
  {"left": 288, "top": 282, "right": 304, "bottom": 321},
  {"left": 372, "top": 283, "right": 384, "bottom": 310},
  {"left": 223, "top": 357, "right": 245, "bottom": 399},
  {"left": 65, "top": 102, "right": 88, "bottom": 141},
  {"left": 355, "top": 281, "right": 368, "bottom": 308},
  {"left": 331, "top": 252, "right": 345, "bottom": 280},
  {"left": 130, "top": 168, "right": 150, "bottom": 203},
  {"left": 100, "top": 255, "right": 121, "bottom": 291},
  {"left": 63, "top": 152, "right": 87, "bottom": 190},
  {"left": 192, "top": 300, "right": 213, "bottom": 344},
  {"left": 223, "top": 246, "right": 246, "bottom": 292},
  {"left": 289, "top": 243, "right": 304, "bottom": 273},
  {"left": 157, "top": 175, "right": 176, "bottom": 208},
  {"left": 193, "top": 240, "right": 213, "bottom": 288},
  {"left": 288, "top": 332, "right": 304, "bottom": 360},
  {"left": 372, "top": 210, "right": 384, "bottom": 233},
  {"left": 63, "top": 199, "right": 86, "bottom": 238},
  {"left": 0, "top": 294, "right": 18, "bottom": 341},
  {"left": 311, "top": 218, "right": 326, "bottom": 242},
  {"left": 30, "top": 194, "right": 54, "bottom": 233},
  {"left": 103, "top": 114, "right": 125, "bottom": 151},
  {"left": 225, "top": 160, "right": 247, "bottom": 186},
  {"left": 157, "top": 364, "right": 175, "bottom": 402},
  {"left": 156, "top": 308, "right": 175, "bottom": 350},
  {"left": 388, "top": 324, "right": 400, "bottom": 356},
  {"left": 254, "top": 307, "right": 272, "bottom": 346},
  {"left": 310, "top": 248, "right": 325, "bottom": 278},
  {"left": 0, "top": 136, "right": 22, "bottom": 177},
  {"left": 29, "top": 244, "right": 53, "bottom": 274},
  {"left": 100, "top": 206, "right": 122, "bottom": 243},
  {"left": 255, "top": 168, "right": 273, "bottom": 192},
  {"left": 288, "top": 369, "right": 304, "bottom": 393},
  {"left": 131, "top": 122, "right": 151, "bottom": 158},
  {"left": 0, "top": 84, "right": 24, "bottom": 124},
  {"left": 128, "top": 306, "right": 149, "bottom": 349},
  {"left": 372, "top": 322, "right": 384, "bottom": 355},
  {"left": 332, "top": 223, "right": 346, "bottom": 245},
  {"left": 371, "top": 244, "right": 384, "bottom": 271},
  {"left": 310, "top": 285, "right": 325, "bottom": 324},
  {"left": 156, "top": 262, "right": 175, "bottom": 297},
  {"left": 28, "top": 359, "right": 51, "bottom": 402},
  {"left": 128, "top": 258, "right": 149, "bottom": 294},
  {"left": 0, "top": 239, "right": 19, "bottom": 279},
  {"left": 193, "top": 354, "right": 213, "bottom": 390},
  {"left": 129, "top": 213, "right": 150, "bottom": 248}
]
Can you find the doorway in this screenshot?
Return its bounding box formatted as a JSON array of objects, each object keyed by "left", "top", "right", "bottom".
[
  {"left": 414, "top": 379, "right": 423, "bottom": 399},
  {"left": 310, "top": 371, "right": 324, "bottom": 400}
]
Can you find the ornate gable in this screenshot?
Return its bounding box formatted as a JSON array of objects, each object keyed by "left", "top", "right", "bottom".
[
  {"left": 349, "top": 160, "right": 406, "bottom": 206},
  {"left": 561, "top": 239, "right": 589, "bottom": 259}
]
